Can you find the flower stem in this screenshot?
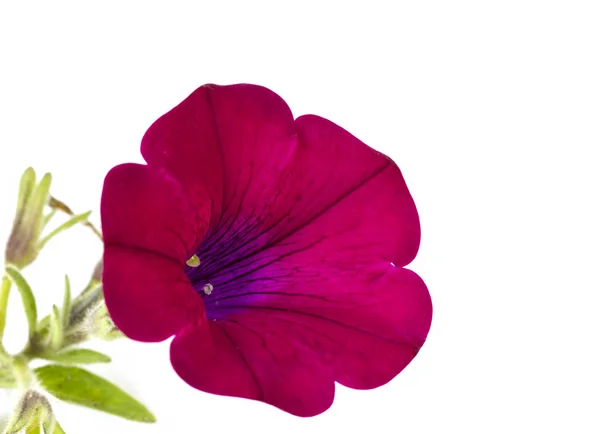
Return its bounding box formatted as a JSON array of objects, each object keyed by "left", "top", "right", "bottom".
[{"left": 0, "top": 274, "right": 12, "bottom": 358}]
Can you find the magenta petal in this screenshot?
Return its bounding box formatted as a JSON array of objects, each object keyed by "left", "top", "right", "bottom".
[
  {"left": 104, "top": 246, "right": 206, "bottom": 342},
  {"left": 141, "top": 87, "right": 224, "bottom": 225},
  {"left": 171, "top": 266, "right": 430, "bottom": 416},
  {"left": 171, "top": 319, "right": 335, "bottom": 417},
  {"left": 139, "top": 84, "right": 418, "bottom": 266},
  {"left": 101, "top": 163, "right": 210, "bottom": 262},
  {"left": 101, "top": 163, "right": 210, "bottom": 341}
]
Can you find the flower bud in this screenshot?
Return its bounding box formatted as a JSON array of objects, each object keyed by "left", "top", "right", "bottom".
[
  {"left": 91, "top": 301, "right": 124, "bottom": 341},
  {"left": 2, "top": 390, "right": 50, "bottom": 434},
  {"left": 4, "top": 168, "right": 52, "bottom": 269},
  {"left": 91, "top": 259, "right": 103, "bottom": 283}
]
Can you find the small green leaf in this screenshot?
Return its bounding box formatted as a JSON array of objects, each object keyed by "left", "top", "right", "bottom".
[
  {"left": 22, "top": 173, "right": 52, "bottom": 240},
  {"left": 42, "top": 418, "right": 65, "bottom": 434},
  {"left": 25, "top": 421, "right": 41, "bottom": 434},
  {"left": 30, "top": 173, "right": 52, "bottom": 215},
  {"left": 34, "top": 365, "right": 155, "bottom": 423},
  {"left": 0, "top": 275, "right": 12, "bottom": 343},
  {"left": 16, "top": 168, "right": 36, "bottom": 214},
  {"left": 42, "top": 209, "right": 57, "bottom": 229},
  {"left": 38, "top": 211, "right": 92, "bottom": 249},
  {"left": 50, "top": 306, "right": 63, "bottom": 349},
  {"left": 62, "top": 276, "right": 71, "bottom": 329},
  {"left": 5, "top": 266, "right": 37, "bottom": 339},
  {"left": 39, "top": 348, "right": 111, "bottom": 365}
]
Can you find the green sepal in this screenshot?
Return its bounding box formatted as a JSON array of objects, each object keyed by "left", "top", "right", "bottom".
[
  {"left": 5, "top": 266, "right": 37, "bottom": 339},
  {"left": 38, "top": 211, "right": 92, "bottom": 250},
  {"left": 35, "top": 365, "right": 155, "bottom": 423}
]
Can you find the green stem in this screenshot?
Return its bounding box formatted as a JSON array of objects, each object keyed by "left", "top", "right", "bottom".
[
  {"left": 11, "top": 355, "right": 33, "bottom": 389},
  {"left": 0, "top": 274, "right": 12, "bottom": 357}
]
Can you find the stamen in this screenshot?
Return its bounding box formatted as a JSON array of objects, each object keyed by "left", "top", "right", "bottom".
[
  {"left": 186, "top": 254, "right": 201, "bottom": 267},
  {"left": 203, "top": 283, "right": 213, "bottom": 295}
]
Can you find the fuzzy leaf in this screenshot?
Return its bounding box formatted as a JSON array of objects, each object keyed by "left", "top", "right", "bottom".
[
  {"left": 42, "top": 417, "right": 65, "bottom": 434},
  {"left": 16, "top": 168, "right": 36, "bottom": 214},
  {"left": 38, "top": 211, "right": 91, "bottom": 249},
  {"left": 50, "top": 305, "right": 63, "bottom": 349},
  {"left": 34, "top": 365, "right": 155, "bottom": 423},
  {"left": 39, "top": 348, "right": 111, "bottom": 365},
  {"left": 25, "top": 422, "right": 41, "bottom": 434}
]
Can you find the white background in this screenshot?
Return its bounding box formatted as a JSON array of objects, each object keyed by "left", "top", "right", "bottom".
[{"left": 1, "top": 1, "right": 599, "bottom": 433}]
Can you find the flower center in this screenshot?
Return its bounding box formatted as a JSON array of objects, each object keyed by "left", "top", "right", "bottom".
[{"left": 186, "top": 254, "right": 214, "bottom": 297}]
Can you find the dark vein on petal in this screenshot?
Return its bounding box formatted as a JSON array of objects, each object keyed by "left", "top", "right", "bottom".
[
  {"left": 203, "top": 161, "right": 391, "bottom": 280},
  {"left": 214, "top": 290, "right": 331, "bottom": 303},
  {"left": 203, "top": 213, "right": 257, "bottom": 268},
  {"left": 217, "top": 304, "right": 417, "bottom": 349},
  {"left": 214, "top": 169, "right": 255, "bottom": 249},
  {"left": 212, "top": 236, "right": 326, "bottom": 295},
  {"left": 221, "top": 318, "right": 278, "bottom": 361}
]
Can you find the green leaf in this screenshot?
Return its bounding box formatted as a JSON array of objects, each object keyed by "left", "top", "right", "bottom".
[
  {"left": 39, "top": 348, "right": 111, "bottom": 365},
  {"left": 38, "top": 211, "right": 92, "bottom": 249},
  {"left": 34, "top": 365, "right": 155, "bottom": 423},
  {"left": 49, "top": 306, "right": 63, "bottom": 349},
  {"left": 5, "top": 266, "right": 37, "bottom": 339},
  {"left": 62, "top": 276, "right": 71, "bottom": 329}
]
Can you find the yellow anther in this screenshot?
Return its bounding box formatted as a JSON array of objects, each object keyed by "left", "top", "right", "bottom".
[{"left": 186, "top": 254, "right": 201, "bottom": 267}]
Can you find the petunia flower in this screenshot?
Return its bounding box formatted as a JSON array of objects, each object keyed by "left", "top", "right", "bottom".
[{"left": 100, "top": 84, "right": 432, "bottom": 417}]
